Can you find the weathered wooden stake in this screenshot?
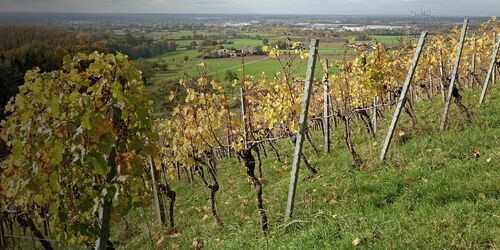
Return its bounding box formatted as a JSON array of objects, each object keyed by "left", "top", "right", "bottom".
[
  {"left": 225, "top": 93, "right": 232, "bottom": 157},
  {"left": 470, "top": 33, "right": 476, "bottom": 88},
  {"left": 479, "top": 35, "right": 500, "bottom": 105},
  {"left": 149, "top": 157, "right": 166, "bottom": 227},
  {"left": 285, "top": 38, "right": 319, "bottom": 220},
  {"left": 372, "top": 96, "right": 379, "bottom": 133},
  {"left": 428, "top": 69, "right": 433, "bottom": 98},
  {"left": 240, "top": 87, "right": 249, "bottom": 150},
  {"left": 492, "top": 35, "right": 496, "bottom": 86},
  {"left": 439, "top": 59, "right": 446, "bottom": 103},
  {"left": 322, "top": 59, "right": 330, "bottom": 153},
  {"left": 95, "top": 107, "right": 119, "bottom": 250},
  {"left": 440, "top": 18, "right": 468, "bottom": 130},
  {"left": 380, "top": 31, "right": 427, "bottom": 161}
]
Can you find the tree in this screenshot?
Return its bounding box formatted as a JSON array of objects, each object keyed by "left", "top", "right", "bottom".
[
  {"left": 0, "top": 52, "right": 158, "bottom": 248},
  {"left": 224, "top": 71, "right": 239, "bottom": 82},
  {"left": 133, "top": 58, "right": 155, "bottom": 85},
  {"left": 262, "top": 38, "right": 269, "bottom": 45},
  {"left": 168, "top": 40, "right": 177, "bottom": 51}
]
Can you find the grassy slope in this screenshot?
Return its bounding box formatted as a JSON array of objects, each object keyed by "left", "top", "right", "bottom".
[{"left": 116, "top": 84, "right": 500, "bottom": 249}]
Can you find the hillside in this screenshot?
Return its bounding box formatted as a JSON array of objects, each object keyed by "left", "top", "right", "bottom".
[{"left": 115, "top": 85, "right": 500, "bottom": 249}]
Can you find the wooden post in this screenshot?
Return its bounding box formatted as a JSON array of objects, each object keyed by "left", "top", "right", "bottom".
[
  {"left": 95, "top": 107, "right": 119, "bottom": 250},
  {"left": 439, "top": 59, "right": 446, "bottom": 103},
  {"left": 225, "top": 92, "right": 232, "bottom": 157},
  {"left": 440, "top": 18, "right": 468, "bottom": 130},
  {"left": 95, "top": 195, "right": 112, "bottom": 250},
  {"left": 492, "top": 62, "right": 496, "bottom": 86},
  {"left": 470, "top": 34, "right": 476, "bottom": 88},
  {"left": 322, "top": 59, "right": 330, "bottom": 153},
  {"left": 428, "top": 69, "right": 433, "bottom": 98},
  {"left": 479, "top": 35, "right": 500, "bottom": 105},
  {"left": 372, "top": 96, "right": 379, "bottom": 134},
  {"left": 240, "top": 87, "right": 248, "bottom": 150},
  {"left": 491, "top": 32, "right": 500, "bottom": 84},
  {"left": 380, "top": 31, "right": 427, "bottom": 161},
  {"left": 285, "top": 38, "right": 319, "bottom": 220},
  {"left": 226, "top": 115, "right": 232, "bottom": 157},
  {"left": 149, "top": 157, "right": 166, "bottom": 227}
]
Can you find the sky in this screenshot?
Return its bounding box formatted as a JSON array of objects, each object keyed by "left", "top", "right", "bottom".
[{"left": 0, "top": 0, "right": 499, "bottom": 16}]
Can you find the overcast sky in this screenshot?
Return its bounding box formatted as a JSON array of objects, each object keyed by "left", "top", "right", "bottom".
[{"left": 0, "top": 0, "right": 499, "bottom": 16}]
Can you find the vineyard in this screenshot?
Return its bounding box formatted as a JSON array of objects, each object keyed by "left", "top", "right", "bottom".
[{"left": 0, "top": 17, "right": 499, "bottom": 249}]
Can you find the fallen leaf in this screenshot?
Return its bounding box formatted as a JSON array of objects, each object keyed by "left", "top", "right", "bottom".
[
  {"left": 156, "top": 235, "right": 166, "bottom": 246},
  {"left": 156, "top": 230, "right": 182, "bottom": 246},
  {"left": 192, "top": 238, "right": 205, "bottom": 249},
  {"left": 470, "top": 150, "right": 480, "bottom": 158},
  {"left": 372, "top": 231, "right": 383, "bottom": 240}
]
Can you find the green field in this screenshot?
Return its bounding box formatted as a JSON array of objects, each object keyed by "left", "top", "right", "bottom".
[
  {"left": 371, "top": 35, "right": 408, "bottom": 45},
  {"left": 116, "top": 83, "right": 500, "bottom": 249},
  {"left": 318, "top": 42, "right": 351, "bottom": 56},
  {"left": 148, "top": 33, "right": 402, "bottom": 79},
  {"left": 145, "top": 34, "right": 411, "bottom": 101},
  {"left": 225, "top": 38, "right": 266, "bottom": 48},
  {"left": 148, "top": 40, "right": 347, "bottom": 82},
  {"left": 151, "top": 30, "right": 216, "bottom": 40}
]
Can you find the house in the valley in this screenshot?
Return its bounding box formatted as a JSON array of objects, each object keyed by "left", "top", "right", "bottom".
[
  {"left": 213, "top": 48, "right": 234, "bottom": 57},
  {"left": 345, "top": 43, "right": 375, "bottom": 51},
  {"left": 241, "top": 45, "right": 256, "bottom": 56},
  {"left": 209, "top": 46, "right": 255, "bottom": 58}
]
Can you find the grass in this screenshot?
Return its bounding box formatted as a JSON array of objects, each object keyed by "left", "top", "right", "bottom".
[
  {"left": 225, "top": 38, "right": 266, "bottom": 48},
  {"left": 371, "top": 35, "right": 408, "bottom": 45},
  {"left": 149, "top": 54, "right": 317, "bottom": 83},
  {"left": 318, "top": 42, "right": 350, "bottom": 56},
  {"left": 151, "top": 30, "right": 216, "bottom": 40},
  {"left": 114, "top": 84, "right": 500, "bottom": 249},
  {"left": 6, "top": 81, "right": 499, "bottom": 250}
]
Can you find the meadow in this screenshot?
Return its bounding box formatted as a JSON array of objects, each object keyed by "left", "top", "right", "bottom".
[
  {"left": 145, "top": 32, "right": 406, "bottom": 85},
  {"left": 115, "top": 82, "right": 500, "bottom": 249}
]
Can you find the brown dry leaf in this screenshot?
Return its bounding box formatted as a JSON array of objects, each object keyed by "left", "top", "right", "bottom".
[
  {"left": 156, "top": 229, "right": 182, "bottom": 247},
  {"left": 305, "top": 175, "right": 317, "bottom": 181},
  {"left": 156, "top": 234, "right": 166, "bottom": 247},
  {"left": 165, "top": 229, "right": 182, "bottom": 238},
  {"left": 470, "top": 150, "right": 481, "bottom": 158},
  {"left": 358, "top": 163, "right": 367, "bottom": 171},
  {"left": 372, "top": 231, "right": 383, "bottom": 240},
  {"left": 192, "top": 238, "right": 205, "bottom": 249}
]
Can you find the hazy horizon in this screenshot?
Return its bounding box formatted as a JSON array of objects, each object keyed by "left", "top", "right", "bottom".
[{"left": 0, "top": 0, "right": 499, "bottom": 16}]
